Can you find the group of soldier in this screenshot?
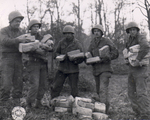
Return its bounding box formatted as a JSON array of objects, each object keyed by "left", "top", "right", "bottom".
[{"left": 0, "top": 10, "right": 150, "bottom": 119}]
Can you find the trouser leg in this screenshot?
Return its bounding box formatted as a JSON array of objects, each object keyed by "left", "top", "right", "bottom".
[
  {"left": 99, "top": 72, "right": 111, "bottom": 114},
  {"left": 134, "top": 68, "right": 150, "bottom": 118},
  {"left": 0, "top": 57, "right": 14, "bottom": 101},
  {"left": 37, "top": 63, "right": 48, "bottom": 100},
  {"left": 51, "top": 70, "right": 67, "bottom": 99},
  {"left": 68, "top": 72, "right": 79, "bottom": 98},
  {"left": 128, "top": 73, "right": 139, "bottom": 114},
  {"left": 12, "top": 57, "right": 23, "bottom": 99},
  {"left": 94, "top": 75, "right": 100, "bottom": 95},
  {"left": 26, "top": 61, "right": 40, "bottom": 104}
]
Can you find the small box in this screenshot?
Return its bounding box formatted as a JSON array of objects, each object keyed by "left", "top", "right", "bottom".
[
  {"left": 129, "top": 44, "right": 140, "bottom": 53},
  {"left": 56, "top": 55, "right": 66, "bottom": 61},
  {"left": 55, "top": 107, "right": 68, "bottom": 113},
  {"left": 85, "top": 52, "right": 92, "bottom": 59},
  {"left": 123, "top": 48, "right": 128, "bottom": 59},
  {"left": 17, "top": 34, "right": 35, "bottom": 42},
  {"left": 94, "top": 102, "right": 106, "bottom": 113},
  {"left": 86, "top": 56, "right": 100, "bottom": 64},
  {"left": 41, "top": 34, "right": 53, "bottom": 43},
  {"left": 99, "top": 45, "right": 110, "bottom": 58},
  {"left": 69, "top": 52, "right": 84, "bottom": 61},
  {"left": 92, "top": 112, "right": 108, "bottom": 120},
  {"left": 67, "top": 49, "right": 80, "bottom": 56},
  {"left": 19, "top": 40, "right": 39, "bottom": 53}
]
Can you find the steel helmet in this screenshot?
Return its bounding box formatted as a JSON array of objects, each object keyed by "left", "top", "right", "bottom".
[
  {"left": 8, "top": 11, "right": 24, "bottom": 23},
  {"left": 126, "top": 22, "right": 140, "bottom": 33},
  {"left": 91, "top": 24, "right": 104, "bottom": 35},
  {"left": 28, "top": 19, "right": 41, "bottom": 30},
  {"left": 63, "top": 25, "right": 75, "bottom": 34}
]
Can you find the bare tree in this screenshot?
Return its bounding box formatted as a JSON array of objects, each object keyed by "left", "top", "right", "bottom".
[{"left": 135, "top": 0, "right": 150, "bottom": 31}]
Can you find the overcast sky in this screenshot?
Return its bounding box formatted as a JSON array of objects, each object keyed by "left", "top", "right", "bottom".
[{"left": 0, "top": 0, "right": 149, "bottom": 36}]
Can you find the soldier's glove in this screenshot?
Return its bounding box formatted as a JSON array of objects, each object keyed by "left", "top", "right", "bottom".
[{"left": 17, "top": 38, "right": 33, "bottom": 43}]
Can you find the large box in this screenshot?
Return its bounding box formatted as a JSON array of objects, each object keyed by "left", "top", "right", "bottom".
[
  {"left": 41, "top": 34, "right": 53, "bottom": 43},
  {"left": 56, "top": 55, "right": 66, "bottom": 61},
  {"left": 99, "top": 45, "right": 110, "bottom": 58},
  {"left": 67, "top": 50, "right": 84, "bottom": 61},
  {"left": 86, "top": 56, "right": 101, "bottom": 64},
  {"left": 19, "top": 40, "right": 39, "bottom": 53},
  {"left": 17, "top": 34, "right": 35, "bottom": 42}
]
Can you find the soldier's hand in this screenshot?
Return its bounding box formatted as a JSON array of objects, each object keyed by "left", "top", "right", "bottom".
[
  {"left": 40, "top": 43, "right": 49, "bottom": 50},
  {"left": 18, "top": 38, "right": 32, "bottom": 43},
  {"left": 132, "top": 59, "right": 141, "bottom": 67}
]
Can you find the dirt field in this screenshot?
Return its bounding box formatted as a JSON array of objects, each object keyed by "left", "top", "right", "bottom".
[{"left": 1, "top": 61, "right": 150, "bottom": 120}]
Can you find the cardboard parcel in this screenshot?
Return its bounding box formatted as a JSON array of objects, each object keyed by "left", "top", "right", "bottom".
[
  {"left": 123, "top": 44, "right": 150, "bottom": 66},
  {"left": 51, "top": 96, "right": 108, "bottom": 120}
]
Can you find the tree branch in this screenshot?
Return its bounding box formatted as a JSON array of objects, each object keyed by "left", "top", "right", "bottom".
[
  {"left": 132, "top": 7, "right": 148, "bottom": 18},
  {"left": 137, "top": 2, "right": 147, "bottom": 10}
]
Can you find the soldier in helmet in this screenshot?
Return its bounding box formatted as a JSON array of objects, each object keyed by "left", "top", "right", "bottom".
[
  {"left": 124, "top": 22, "right": 150, "bottom": 119},
  {"left": 0, "top": 11, "right": 32, "bottom": 107},
  {"left": 25, "top": 19, "right": 53, "bottom": 110},
  {"left": 51, "top": 25, "right": 84, "bottom": 99},
  {"left": 87, "top": 24, "right": 118, "bottom": 114}
]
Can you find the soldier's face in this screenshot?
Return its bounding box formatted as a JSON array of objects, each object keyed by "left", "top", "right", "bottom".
[
  {"left": 93, "top": 29, "right": 102, "bottom": 38},
  {"left": 129, "top": 27, "right": 138, "bottom": 37},
  {"left": 64, "top": 33, "right": 74, "bottom": 40},
  {"left": 31, "top": 24, "right": 40, "bottom": 34},
  {"left": 10, "top": 18, "right": 22, "bottom": 29}
]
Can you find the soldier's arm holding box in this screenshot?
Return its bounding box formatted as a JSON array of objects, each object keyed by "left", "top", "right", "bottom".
[
  {"left": 136, "top": 34, "right": 150, "bottom": 61},
  {"left": 100, "top": 39, "right": 119, "bottom": 63},
  {"left": 72, "top": 41, "right": 85, "bottom": 64}
]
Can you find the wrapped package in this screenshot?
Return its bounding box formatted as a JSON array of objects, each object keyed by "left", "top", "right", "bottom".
[
  {"left": 123, "top": 48, "right": 128, "bottom": 59},
  {"left": 86, "top": 56, "right": 101, "bottom": 64},
  {"left": 94, "top": 102, "right": 106, "bottom": 113},
  {"left": 126, "top": 44, "right": 150, "bottom": 66},
  {"left": 129, "top": 44, "right": 140, "bottom": 53},
  {"left": 77, "top": 100, "right": 94, "bottom": 110},
  {"left": 17, "top": 34, "right": 35, "bottom": 42},
  {"left": 128, "top": 52, "right": 150, "bottom": 66},
  {"left": 67, "top": 50, "right": 84, "bottom": 61},
  {"left": 41, "top": 34, "right": 53, "bottom": 43},
  {"left": 99, "top": 45, "right": 110, "bottom": 58},
  {"left": 19, "top": 40, "right": 39, "bottom": 53},
  {"left": 56, "top": 55, "right": 66, "bottom": 61},
  {"left": 92, "top": 112, "right": 108, "bottom": 120},
  {"left": 55, "top": 107, "right": 68, "bottom": 113},
  {"left": 69, "top": 53, "right": 84, "bottom": 61}
]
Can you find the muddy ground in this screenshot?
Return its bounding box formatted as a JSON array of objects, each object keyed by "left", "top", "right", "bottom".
[{"left": 1, "top": 59, "right": 150, "bottom": 120}]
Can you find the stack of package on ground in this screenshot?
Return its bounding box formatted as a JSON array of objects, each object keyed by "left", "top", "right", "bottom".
[{"left": 50, "top": 96, "right": 108, "bottom": 120}]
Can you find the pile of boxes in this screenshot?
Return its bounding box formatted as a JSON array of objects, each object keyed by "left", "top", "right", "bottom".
[
  {"left": 18, "top": 34, "right": 53, "bottom": 53},
  {"left": 51, "top": 96, "right": 108, "bottom": 120}
]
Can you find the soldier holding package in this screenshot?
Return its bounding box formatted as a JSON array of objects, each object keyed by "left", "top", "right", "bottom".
[
  {"left": 87, "top": 24, "right": 118, "bottom": 114},
  {"left": 0, "top": 11, "right": 32, "bottom": 107},
  {"left": 24, "top": 19, "right": 53, "bottom": 110},
  {"left": 124, "top": 22, "right": 150, "bottom": 119},
  {"left": 51, "top": 25, "right": 84, "bottom": 99}
]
